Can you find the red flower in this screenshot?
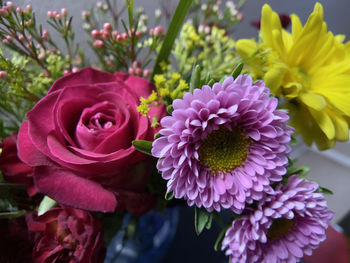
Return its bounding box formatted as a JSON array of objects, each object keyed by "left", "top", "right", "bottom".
[
  {"left": 26, "top": 206, "right": 106, "bottom": 263},
  {"left": 0, "top": 133, "right": 36, "bottom": 196},
  {"left": 17, "top": 68, "right": 166, "bottom": 214}
]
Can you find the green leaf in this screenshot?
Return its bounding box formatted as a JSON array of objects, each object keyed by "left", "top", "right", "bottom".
[
  {"left": 231, "top": 63, "right": 244, "bottom": 79},
  {"left": 126, "top": 0, "right": 134, "bottom": 30},
  {"left": 317, "top": 186, "right": 333, "bottom": 195},
  {"left": 286, "top": 165, "right": 310, "bottom": 178},
  {"left": 214, "top": 225, "right": 230, "bottom": 251},
  {"left": 0, "top": 210, "right": 26, "bottom": 219},
  {"left": 194, "top": 206, "right": 213, "bottom": 235},
  {"left": 38, "top": 196, "right": 57, "bottom": 216},
  {"left": 189, "top": 65, "right": 201, "bottom": 93},
  {"left": 208, "top": 79, "right": 215, "bottom": 87},
  {"left": 154, "top": 132, "right": 162, "bottom": 139},
  {"left": 132, "top": 140, "right": 153, "bottom": 156},
  {"left": 167, "top": 104, "right": 174, "bottom": 114},
  {"left": 165, "top": 191, "right": 174, "bottom": 200},
  {"left": 152, "top": 0, "right": 193, "bottom": 77}
]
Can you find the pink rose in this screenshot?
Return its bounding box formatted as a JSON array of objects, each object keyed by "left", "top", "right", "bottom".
[
  {"left": 17, "top": 68, "right": 165, "bottom": 213},
  {"left": 0, "top": 133, "right": 36, "bottom": 196},
  {"left": 26, "top": 206, "right": 105, "bottom": 263}
]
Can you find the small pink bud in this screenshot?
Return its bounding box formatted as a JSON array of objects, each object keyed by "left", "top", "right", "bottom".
[
  {"left": 47, "top": 11, "right": 54, "bottom": 18},
  {"left": 135, "top": 68, "right": 142, "bottom": 76},
  {"left": 128, "top": 68, "right": 135, "bottom": 75},
  {"left": 2, "top": 39, "right": 8, "bottom": 44},
  {"left": 0, "top": 71, "right": 7, "bottom": 79},
  {"left": 132, "top": 61, "right": 141, "bottom": 68},
  {"left": 25, "top": 42, "right": 32, "bottom": 49},
  {"left": 53, "top": 11, "right": 59, "bottom": 17},
  {"left": 121, "top": 32, "right": 128, "bottom": 41},
  {"left": 91, "top": 29, "right": 100, "bottom": 39},
  {"left": 154, "top": 26, "right": 164, "bottom": 36},
  {"left": 135, "top": 31, "right": 142, "bottom": 38},
  {"left": 41, "top": 29, "right": 49, "bottom": 41},
  {"left": 56, "top": 14, "right": 61, "bottom": 20},
  {"left": 116, "top": 34, "right": 123, "bottom": 42},
  {"left": 102, "top": 30, "right": 110, "bottom": 39},
  {"left": 16, "top": 7, "right": 22, "bottom": 13},
  {"left": 25, "top": 19, "right": 33, "bottom": 26},
  {"left": 149, "top": 28, "right": 154, "bottom": 36},
  {"left": 6, "top": 1, "right": 14, "bottom": 11},
  {"left": 93, "top": 40, "right": 104, "bottom": 48},
  {"left": 143, "top": 69, "right": 151, "bottom": 78},
  {"left": 82, "top": 10, "right": 90, "bottom": 20},
  {"left": 38, "top": 52, "right": 46, "bottom": 60},
  {"left": 103, "top": 23, "right": 112, "bottom": 32},
  {"left": 6, "top": 35, "right": 12, "bottom": 41},
  {"left": 61, "top": 8, "right": 67, "bottom": 16},
  {"left": 63, "top": 69, "right": 70, "bottom": 76},
  {"left": 0, "top": 8, "right": 9, "bottom": 16},
  {"left": 97, "top": 1, "right": 103, "bottom": 8},
  {"left": 18, "top": 34, "right": 24, "bottom": 41},
  {"left": 72, "top": 67, "right": 79, "bottom": 73},
  {"left": 26, "top": 5, "right": 32, "bottom": 12}
]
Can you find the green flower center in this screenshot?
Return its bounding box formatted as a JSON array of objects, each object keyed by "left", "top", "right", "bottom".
[
  {"left": 267, "top": 218, "right": 294, "bottom": 240},
  {"left": 198, "top": 127, "right": 250, "bottom": 175}
]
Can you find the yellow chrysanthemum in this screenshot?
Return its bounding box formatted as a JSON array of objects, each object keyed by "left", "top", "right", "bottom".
[{"left": 236, "top": 3, "right": 350, "bottom": 149}]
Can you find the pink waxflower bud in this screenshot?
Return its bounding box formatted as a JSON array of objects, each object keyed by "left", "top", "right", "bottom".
[
  {"left": 102, "top": 30, "right": 110, "bottom": 39},
  {"left": 135, "top": 31, "right": 142, "bottom": 38},
  {"left": 25, "top": 42, "right": 32, "bottom": 49},
  {"left": 82, "top": 10, "right": 90, "bottom": 20},
  {"left": 38, "top": 52, "right": 46, "bottom": 60},
  {"left": 41, "top": 29, "right": 49, "bottom": 41},
  {"left": 6, "top": 35, "right": 12, "bottom": 41},
  {"left": 143, "top": 69, "right": 151, "bottom": 78},
  {"left": 103, "top": 23, "right": 112, "bottom": 32},
  {"left": 47, "top": 11, "right": 54, "bottom": 18},
  {"left": 16, "top": 7, "right": 22, "bottom": 13},
  {"left": 135, "top": 68, "right": 142, "bottom": 76},
  {"left": 53, "top": 11, "right": 59, "bottom": 17},
  {"left": 56, "top": 14, "right": 61, "bottom": 20},
  {"left": 26, "top": 5, "right": 32, "bottom": 12},
  {"left": 128, "top": 68, "right": 135, "bottom": 75},
  {"left": 2, "top": 39, "right": 9, "bottom": 44},
  {"left": 91, "top": 29, "right": 100, "bottom": 39},
  {"left": 121, "top": 32, "right": 128, "bottom": 41},
  {"left": 97, "top": 1, "right": 103, "bottom": 8},
  {"left": 0, "top": 71, "right": 7, "bottom": 79},
  {"left": 61, "top": 8, "right": 67, "bottom": 16},
  {"left": 6, "top": 1, "right": 14, "bottom": 11},
  {"left": 132, "top": 61, "right": 141, "bottom": 68},
  {"left": 93, "top": 40, "right": 104, "bottom": 48},
  {"left": 154, "top": 26, "right": 164, "bottom": 36},
  {"left": 25, "top": 19, "right": 33, "bottom": 26},
  {"left": 116, "top": 34, "right": 123, "bottom": 42},
  {"left": 18, "top": 34, "right": 25, "bottom": 41},
  {"left": 63, "top": 69, "right": 70, "bottom": 76},
  {"left": 149, "top": 28, "right": 154, "bottom": 36},
  {"left": 72, "top": 67, "right": 79, "bottom": 73},
  {"left": 0, "top": 8, "right": 9, "bottom": 16}
]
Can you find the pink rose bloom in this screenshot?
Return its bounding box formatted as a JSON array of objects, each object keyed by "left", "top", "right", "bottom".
[{"left": 17, "top": 67, "right": 165, "bottom": 214}]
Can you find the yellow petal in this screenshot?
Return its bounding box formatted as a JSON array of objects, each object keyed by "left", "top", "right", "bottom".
[
  {"left": 328, "top": 111, "right": 349, "bottom": 141},
  {"left": 236, "top": 39, "right": 258, "bottom": 58},
  {"left": 264, "top": 66, "right": 286, "bottom": 95},
  {"left": 300, "top": 93, "right": 326, "bottom": 111},
  {"left": 308, "top": 107, "right": 335, "bottom": 140},
  {"left": 260, "top": 4, "right": 282, "bottom": 48},
  {"left": 322, "top": 92, "right": 350, "bottom": 116},
  {"left": 290, "top": 14, "right": 302, "bottom": 41}
]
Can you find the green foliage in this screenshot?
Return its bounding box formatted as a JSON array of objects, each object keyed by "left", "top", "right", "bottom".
[
  {"left": 194, "top": 206, "right": 213, "bottom": 235},
  {"left": 132, "top": 140, "right": 153, "bottom": 156}
]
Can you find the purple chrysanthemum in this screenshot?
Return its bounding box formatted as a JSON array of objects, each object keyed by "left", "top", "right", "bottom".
[
  {"left": 221, "top": 175, "right": 334, "bottom": 263},
  {"left": 152, "top": 75, "right": 293, "bottom": 212}
]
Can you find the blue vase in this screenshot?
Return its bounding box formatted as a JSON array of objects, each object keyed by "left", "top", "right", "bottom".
[{"left": 105, "top": 208, "right": 179, "bottom": 263}]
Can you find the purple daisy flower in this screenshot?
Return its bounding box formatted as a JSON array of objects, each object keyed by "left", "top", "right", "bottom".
[
  {"left": 221, "top": 175, "right": 334, "bottom": 263},
  {"left": 152, "top": 75, "right": 293, "bottom": 213}
]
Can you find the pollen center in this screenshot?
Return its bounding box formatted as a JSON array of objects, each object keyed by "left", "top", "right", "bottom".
[
  {"left": 198, "top": 127, "right": 250, "bottom": 175},
  {"left": 267, "top": 218, "right": 294, "bottom": 240}
]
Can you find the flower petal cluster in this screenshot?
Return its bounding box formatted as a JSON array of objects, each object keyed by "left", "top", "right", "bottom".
[
  {"left": 237, "top": 3, "right": 350, "bottom": 149},
  {"left": 222, "top": 175, "right": 334, "bottom": 263},
  {"left": 152, "top": 75, "right": 293, "bottom": 213}
]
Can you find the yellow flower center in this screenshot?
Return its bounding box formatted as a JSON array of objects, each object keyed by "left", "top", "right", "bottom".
[
  {"left": 198, "top": 127, "right": 250, "bottom": 175},
  {"left": 267, "top": 218, "right": 294, "bottom": 240}
]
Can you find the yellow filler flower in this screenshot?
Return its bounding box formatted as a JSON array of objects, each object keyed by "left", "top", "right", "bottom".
[{"left": 236, "top": 3, "right": 350, "bottom": 149}]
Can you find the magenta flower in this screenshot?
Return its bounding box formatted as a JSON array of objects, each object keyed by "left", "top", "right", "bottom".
[
  {"left": 152, "top": 75, "right": 293, "bottom": 212},
  {"left": 222, "top": 175, "right": 334, "bottom": 263}
]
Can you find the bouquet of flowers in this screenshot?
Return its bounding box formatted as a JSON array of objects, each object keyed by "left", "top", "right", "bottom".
[{"left": 0, "top": 0, "right": 347, "bottom": 262}]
